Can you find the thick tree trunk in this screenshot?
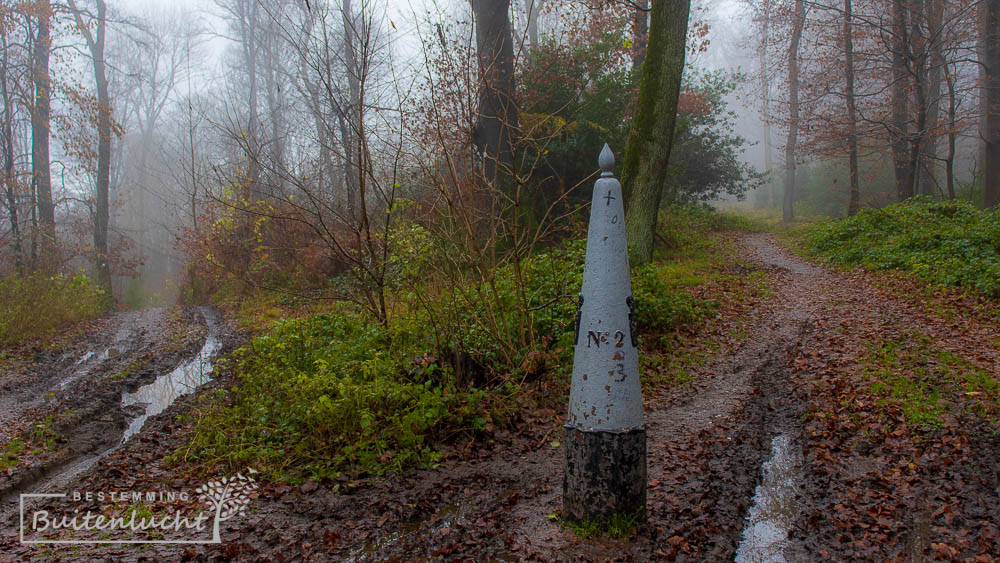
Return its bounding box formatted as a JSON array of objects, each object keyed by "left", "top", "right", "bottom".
[
  {"left": 844, "top": 0, "right": 860, "bottom": 216},
  {"left": 32, "top": 0, "right": 54, "bottom": 265},
  {"left": 472, "top": 0, "right": 518, "bottom": 184},
  {"left": 621, "top": 0, "right": 690, "bottom": 264},
  {"left": 987, "top": 0, "right": 1000, "bottom": 208},
  {"left": 783, "top": 0, "right": 804, "bottom": 223},
  {"left": 891, "top": 0, "right": 912, "bottom": 201},
  {"left": 69, "top": 0, "right": 113, "bottom": 301}
]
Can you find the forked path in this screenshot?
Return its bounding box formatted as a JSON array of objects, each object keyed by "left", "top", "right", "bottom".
[
  {"left": 6, "top": 232, "right": 994, "bottom": 560},
  {"left": 112, "top": 231, "right": 832, "bottom": 562}
]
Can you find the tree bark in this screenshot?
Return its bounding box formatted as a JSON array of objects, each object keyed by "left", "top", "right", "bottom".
[
  {"left": 891, "top": 0, "right": 912, "bottom": 201},
  {"left": 621, "top": 0, "right": 690, "bottom": 264},
  {"left": 31, "top": 0, "right": 54, "bottom": 265},
  {"left": 1, "top": 31, "right": 22, "bottom": 271},
  {"left": 919, "top": 0, "right": 944, "bottom": 196},
  {"left": 783, "top": 0, "right": 804, "bottom": 223},
  {"left": 844, "top": 0, "right": 860, "bottom": 216},
  {"left": 942, "top": 59, "right": 956, "bottom": 200},
  {"left": 69, "top": 0, "right": 113, "bottom": 301},
  {"left": 986, "top": 0, "right": 1000, "bottom": 207},
  {"left": 472, "top": 0, "right": 518, "bottom": 184},
  {"left": 631, "top": 0, "right": 648, "bottom": 71},
  {"left": 523, "top": 0, "right": 541, "bottom": 50},
  {"left": 760, "top": 2, "right": 775, "bottom": 208}
]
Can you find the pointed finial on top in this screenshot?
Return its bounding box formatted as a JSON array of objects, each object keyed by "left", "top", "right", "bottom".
[{"left": 599, "top": 144, "right": 614, "bottom": 177}]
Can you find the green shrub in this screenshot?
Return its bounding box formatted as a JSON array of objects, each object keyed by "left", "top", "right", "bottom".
[
  {"left": 807, "top": 198, "right": 1000, "bottom": 296},
  {"left": 658, "top": 204, "right": 760, "bottom": 251},
  {"left": 180, "top": 235, "right": 719, "bottom": 481},
  {"left": 0, "top": 270, "right": 104, "bottom": 346},
  {"left": 178, "top": 311, "right": 496, "bottom": 480},
  {"left": 632, "top": 264, "right": 718, "bottom": 333}
]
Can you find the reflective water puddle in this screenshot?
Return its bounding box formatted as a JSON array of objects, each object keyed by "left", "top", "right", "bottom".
[
  {"left": 735, "top": 433, "right": 801, "bottom": 563},
  {"left": 120, "top": 335, "right": 222, "bottom": 442}
]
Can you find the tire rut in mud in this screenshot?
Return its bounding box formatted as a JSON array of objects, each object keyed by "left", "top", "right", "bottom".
[{"left": 0, "top": 307, "right": 224, "bottom": 524}]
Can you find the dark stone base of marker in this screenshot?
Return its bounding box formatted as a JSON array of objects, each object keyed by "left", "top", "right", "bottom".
[{"left": 563, "top": 425, "right": 646, "bottom": 523}]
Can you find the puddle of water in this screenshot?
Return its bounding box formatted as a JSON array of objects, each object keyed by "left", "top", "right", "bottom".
[
  {"left": 75, "top": 351, "right": 95, "bottom": 365},
  {"left": 120, "top": 336, "right": 222, "bottom": 442},
  {"left": 735, "top": 433, "right": 801, "bottom": 563}
]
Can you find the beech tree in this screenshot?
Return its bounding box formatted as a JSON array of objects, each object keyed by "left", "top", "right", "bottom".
[
  {"left": 31, "top": 0, "right": 53, "bottom": 264},
  {"left": 621, "top": 0, "right": 690, "bottom": 265},
  {"left": 68, "top": 0, "right": 113, "bottom": 300},
  {"left": 472, "top": 0, "right": 518, "bottom": 184},
  {"left": 987, "top": 0, "right": 1000, "bottom": 207}
]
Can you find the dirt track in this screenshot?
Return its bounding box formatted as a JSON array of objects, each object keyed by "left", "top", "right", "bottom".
[
  {"left": 2, "top": 232, "right": 999, "bottom": 561},
  {"left": 0, "top": 306, "right": 233, "bottom": 525}
]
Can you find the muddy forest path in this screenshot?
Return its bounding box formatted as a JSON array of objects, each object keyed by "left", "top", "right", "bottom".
[
  {"left": 3, "top": 231, "right": 1000, "bottom": 561},
  {"left": 0, "top": 306, "right": 235, "bottom": 533}
]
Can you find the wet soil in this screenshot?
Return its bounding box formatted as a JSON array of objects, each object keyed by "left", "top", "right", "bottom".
[
  {"left": 0, "top": 306, "right": 237, "bottom": 527},
  {"left": 3, "top": 232, "right": 998, "bottom": 560}
]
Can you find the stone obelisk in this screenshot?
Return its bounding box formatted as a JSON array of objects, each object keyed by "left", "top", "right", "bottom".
[{"left": 563, "top": 144, "right": 646, "bottom": 522}]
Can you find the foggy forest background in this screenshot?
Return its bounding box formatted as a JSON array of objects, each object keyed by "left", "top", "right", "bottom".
[{"left": 0, "top": 0, "right": 995, "bottom": 310}]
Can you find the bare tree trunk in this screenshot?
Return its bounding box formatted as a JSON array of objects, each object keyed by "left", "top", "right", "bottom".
[
  {"left": 631, "top": 0, "right": 648, "bottom": 71},
  {"left": 31, "top": 0, "right": 54, "bottom": 266},
  {"left": 69, "top": 0, "right": 113, "bottom": 301},
  {"left": 945, "top": 60, "right": 957, "bottom": 200},
  {"left": 1, "top": 31, "right": 21, "bottom": 271},
  {"left": 784, "top": 0, "right": 804, "bottom": 223},
  {"left": 979, "top": 1, "right": 989, "bottom": 175},
  {"left": 919, "top": 0, "right": 943, "bottom": 196},
  {"left": 891, "top": 0, "right": 912, "bottom": 201},
  {"left": 235, "top": 0, "right": 261, "bottom": 187},
  {"left": 844, "top": 0, "right": 860, "bottom": 216},
  {"left": 472, "top": 0, "right": 518, "bottom": 183},
  {"left": 621, "top": 0, "right": 690, "bottom": 264},
  {"left": 523, "top": 0, "right": 541, "bottom": 50},
  {"left": 759, "top": 2, "right": 775, "bottom": 208},
  {"left": 342, "top": 0, "right": 360, "bottom": 225},
  {"left": 986, "top": 0, "right": 1000, "bottom": 207}
]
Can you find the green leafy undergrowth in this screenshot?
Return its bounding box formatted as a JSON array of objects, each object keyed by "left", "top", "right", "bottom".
[
  {"left": 807, "top": 198, "right": 1000, "bottom": 296},
  {"left": 861, "top": 332, "right": 1000, "bottom": 430},
  {"left": 178, "top": 210, "right": 736, "bottom": 482},
  {"left": 174, "top": 311, "right": 505, "bottom": 481},
  {"left": 658, "top": 203, "right": 762, "bottom": 254},
  {"left": 0, "top": 270, "right": 104, "bottom": 347}
]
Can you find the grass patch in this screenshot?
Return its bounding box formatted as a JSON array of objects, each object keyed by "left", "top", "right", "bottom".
[
  {"left": 0, "top": 439, "right": 24, "bottom": 470},
  {"left": 551, "top": 510, "right": 642, "bottom": 540},
  {"left": 113, "top": 360, "right": 146, "bottom": 381},
  {"left": 0, "top": 270, "right": 105, "bottom": 347},
  {"left": 806, "top": 197, "right": 1000, "bottom": 296},
  {"left": 861, "top": 332, "right": 1000, "bottom": 429}
]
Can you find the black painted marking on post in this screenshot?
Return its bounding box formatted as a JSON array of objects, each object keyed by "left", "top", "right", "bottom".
[
  {"left": 587, "top": 331, "right": 601, "bottom": 349},
  {"left": 604, "top": 191, "right": 615, "bottom": 206},
  {"left": 614, "top": 330, "right": 625, "bottom": 347},
  {"left": 573, "top": 294, "right": 584, "bottom": 345},
  {"left": 611, "top": 215, "right": 618, "bottom": 224},
  {"left": 626, "top": 296, "right": 638, "bottom": 347}
]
